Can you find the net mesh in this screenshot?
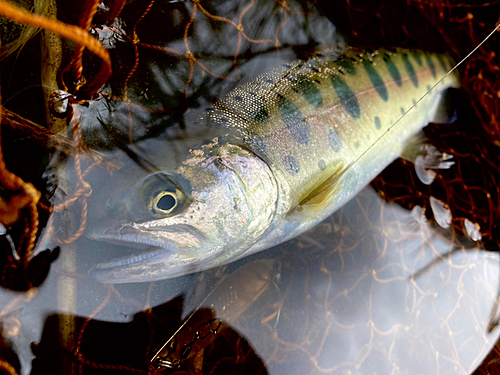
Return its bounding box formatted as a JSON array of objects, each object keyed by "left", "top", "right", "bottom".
[{"left": 0, "top": 0, "right": 499, "bottom": 373}]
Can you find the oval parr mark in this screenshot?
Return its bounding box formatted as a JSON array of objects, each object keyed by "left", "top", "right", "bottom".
[
  {"left": 382, "top": 54, "right": 402, "bottom": 87},
  {"left": 337, "top": 59, "right": 357, "bottom": 75},
  {"left": 330, "top": 75, "right": 361, "bottom": 119},
  {"left": 436, "top": 55, "right": 448, "bottom": 72},
  {"left": 254, "top": 105, "right": 269, "bottom": 123},
  {"left": 328, "top": 129, "right": 343, "bottom": 152},
  {"left": 411, "top": 51, "right": 423, "bottom": 66},
  {"left": 425, "top": 55, "right": 436, "bottom": 78},
  {"left": 278, "top": 96, "right": 310, "bottom": 146},
  {"left": 318, "top": 159, "right": 326, "bottom": 171},
  {"left": 283, "top": 155, "right": 300, "bottom": 175},
  {"left": 402, "top": 53, "right": 418, "bottom": 88},
  {"left": 374, "top": 116, "right": 381, "bottom": 130},
  {"left": 296, "top": 78, "right": 323, "bottom": 108},
  {"left": 362, "top": 59, "right": 388, "bottom": 101}
]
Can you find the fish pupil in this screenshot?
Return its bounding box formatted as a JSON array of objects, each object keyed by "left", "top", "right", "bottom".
[{"left": 157, "top": 194, "right": 176, "bottom": 211}]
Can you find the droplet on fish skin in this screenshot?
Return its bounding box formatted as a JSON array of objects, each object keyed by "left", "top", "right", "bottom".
[
  {"left": 464, "top": 219, "right": 482, "bottom": 242},
  {"left": 429, "top": 197, "right": 451, "bottom": 229}
]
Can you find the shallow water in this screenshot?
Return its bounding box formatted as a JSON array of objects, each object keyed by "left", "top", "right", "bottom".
[
  {"left": 3, "top": 184, "right": 500, "bottom": 374},
  {"left": 1, "top": 0, "right": 500, "bottom": 373}
]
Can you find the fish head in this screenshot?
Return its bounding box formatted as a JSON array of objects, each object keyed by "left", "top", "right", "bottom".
[{"left": 87, "top": 141, "right": 278, "bottom": 283}]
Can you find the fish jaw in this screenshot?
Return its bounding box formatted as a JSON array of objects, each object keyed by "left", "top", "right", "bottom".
[{"left": 87, "top": 143, "right": 279, "bottom": 283}]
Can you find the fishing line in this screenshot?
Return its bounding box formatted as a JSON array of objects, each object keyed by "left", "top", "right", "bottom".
[{"left": 348, "top": 22, "right": 500, "bottom": 173}]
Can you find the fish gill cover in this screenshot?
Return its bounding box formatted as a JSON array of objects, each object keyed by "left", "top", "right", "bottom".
[{"left": 0, "top": 0, "right": 500, "bottom": 374}]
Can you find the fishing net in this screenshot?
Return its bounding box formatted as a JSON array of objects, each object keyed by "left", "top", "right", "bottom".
[{"left": 0, "top": 0, "right": 499, "bottom": 373}]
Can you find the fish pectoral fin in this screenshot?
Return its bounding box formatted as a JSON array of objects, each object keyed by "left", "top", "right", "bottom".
[{"left": 297, "top": 161, "right": 345, "bottom": 211}]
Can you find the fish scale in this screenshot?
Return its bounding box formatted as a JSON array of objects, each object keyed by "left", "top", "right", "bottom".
[
  {"left": 87, "top": 47, "right": 460, "bottom": 283},
  {"left": 215, "top": 48, "right": 458, "bottom": 225}
]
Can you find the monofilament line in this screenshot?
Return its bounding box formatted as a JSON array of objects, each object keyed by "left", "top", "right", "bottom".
[{"left": 350, "top": 22, "right": 500, "bottom": 171}]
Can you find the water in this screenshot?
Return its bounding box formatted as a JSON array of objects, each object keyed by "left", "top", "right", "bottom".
[{"left": 1, "top": 0, "right": 500, "bottom": 373}]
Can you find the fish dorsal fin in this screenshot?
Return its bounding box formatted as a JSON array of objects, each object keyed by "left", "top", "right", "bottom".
[{"left": 296, "top": 161, "right": 345, "bottom": 211}]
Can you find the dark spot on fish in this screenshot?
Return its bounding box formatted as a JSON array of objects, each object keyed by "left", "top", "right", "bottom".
[
  {"left": 309, "top": 66, "right": 320, "bottom": 73},
  {"left": 205, "top": 108, "right": 214, "bottom": 112},
  {"left": 318, "top": 159, "right": 326, "bottom": 170},
  {"left": 354, "top": 141, "right": 360, "bottom": 148},
  {"left": 284, "top": 155, "right": 300, "bottom": 175},
  {"left": 400, "top": 107, "right": 405, "bottom": 115},
  {"left": 254, "top": 105, "right": 269, "bottom": 123},
  {"left": 278, "top": 96, "right": 310, "bottom": 145},
  {"left": 362, "top": 59, "right": 388, "bottom": 101},
  {"left": 338, "top": 59, "right": 356, "bottom": 75},
  {"left": 412, "top": 99, "right": 417, "bottom": 106},
  {"left": 382, "top": 54, "right": 402, "bottom": 87},
  {"left": 219, "top": 117, "right": 229, "bottom": 124},
  {"left": 436, "top": 55, "right": 448, "bottom": 72},
  {"left": 330, "top": 75, "right": 361, "bottom": 119},
  {"left": 283, "top": 63, "right": 292, "bottom": 69},
  {"left": 314, "top": 79, "right": 321, "bottom": 84},
  {"left": 338, "top": 69, "right": 345, "bottom": 75},
  {"left": 374, "top": 116, "right": 381, "bottom": 130},
  {"left": 411, "top": 51, "right": 423, "bottom": 66},
  {"left": 328, "top": 129, "right": 343, "bottom": 152},
  {"left": 249, "top": 136, "right": 266, "bottom": 155},
  {"left": 402, "top": 53, "right": 418, "bottom": 88},
  {"left": 316, "top": 53, "right": 325, "bottom": 59},
  {"left": 447, "top": 56, "right": 454, "bottom": 69},
  {"left": 296, "top": 77, "right": 323, "bottom": 108},
  {"left": 235, "top": 95, "right": 243, "bottom": 102},
  {"left": 266, "top": 79, "right": 274, "bottom": 84},
  {"left": 426, "top": 84, "right": 431, "bottom": 92},
  {"left": 425, "top": 55, "right": 436, "bottom": 78}
]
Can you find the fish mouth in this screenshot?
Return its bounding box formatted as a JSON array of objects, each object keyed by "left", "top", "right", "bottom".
[
  {"left": 91, "top": 246, "right": 168, "bottom": 270},
  {"left": 86, "top": 223, "right": 206, "bottom": 283}
]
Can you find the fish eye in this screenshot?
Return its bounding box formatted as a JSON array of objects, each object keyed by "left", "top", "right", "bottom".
[{"left": 153, "top": 192, "right": 177, "bottom": 214}]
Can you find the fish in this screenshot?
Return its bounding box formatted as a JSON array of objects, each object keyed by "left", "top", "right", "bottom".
[{"left": 86, "top": 47, "right": 459, "bottom": 283}]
